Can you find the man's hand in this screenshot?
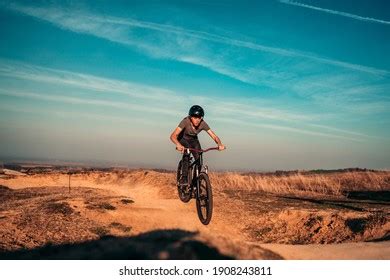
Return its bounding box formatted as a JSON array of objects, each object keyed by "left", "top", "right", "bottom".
[
  {"left": 218, "top": 144, "right": 226, "bottom": 151},
  {"left": 176, "top": 144, "right": 185, "bottom": 153}
]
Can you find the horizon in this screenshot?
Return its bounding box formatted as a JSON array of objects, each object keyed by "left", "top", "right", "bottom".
[
  {"left": 0, "top": 0, "right": 389, "bottom": 171},
  {"left": 1, "top": 156, "right": 388, "bottom": 173}
]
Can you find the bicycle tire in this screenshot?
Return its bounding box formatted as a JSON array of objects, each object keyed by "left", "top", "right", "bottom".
[
  {"left": 176, "top": 160, "right": 191, "bottom": 203},
  {"left": 196, "top": 172, "right": 213, "bottom": 225}
]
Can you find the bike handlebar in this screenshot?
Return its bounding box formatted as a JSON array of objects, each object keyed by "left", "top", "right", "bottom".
[
  {"left": 187, "top": 147, "right": 219, "bottom": 153},
  {"left": 176, "top": 146, "right": 225, "bottom": 153}
]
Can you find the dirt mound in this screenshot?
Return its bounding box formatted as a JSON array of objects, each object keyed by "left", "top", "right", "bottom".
[
  {"left": 221, "top": 190, "right": 390, "bottom": 244},
  {"left": 0, "top": 186, "right": 134, "bottom": 252},
  {"left": 245, "top": 210, "right": 389, "bottom": 244}
]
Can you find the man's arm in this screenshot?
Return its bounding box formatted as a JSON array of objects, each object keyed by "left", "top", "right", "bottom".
[
  {"left": 170, "top": 127, "right": 184, "bottom": 152},
  {"left": 206, "top": 130, "right": 226, "bottom": 150}
]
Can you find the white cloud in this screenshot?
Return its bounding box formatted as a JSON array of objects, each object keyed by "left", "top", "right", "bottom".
[
  {"left": 5, "top": 1, "right": 389, "bottom": 119},
  {"left": 212, "top": 117, "right": 363, "bottom": 142},
  {"left": 0, "top": 59, "right": 321, "bottom": 123},
  {"left": 1, "top": 86, "right": 370, "bottom": 141},
  {"left": 2, "top": 2, "right": 385, "bottom": 141},
  {"left": 0, "top": 58, "right": 378, "bottom": 141},
  {"left": 0, "top": 59, "right": 178, "bottom": 101},
  {"left": 0, "top": 103, "right": 158, "bottom": 126},
  {"left": 289, "top": 72, "right": 390, "bottom": 114},
  {"left": 279, "top": 0, "right": 390, "bottom": 25},
  {"left": 6, "top": 2, "right": 389, "bottom": 79},
  {"left": 0, "top": 88, "right": 181, "bottom": 116}
]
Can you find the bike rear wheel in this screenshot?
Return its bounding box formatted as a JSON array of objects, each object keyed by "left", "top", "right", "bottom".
[
  {"left": 176, "top": 160, "right": 191, "bottom": 203},
  {"left": 196, "top": 172, "right": 213, "bottom": 225}
]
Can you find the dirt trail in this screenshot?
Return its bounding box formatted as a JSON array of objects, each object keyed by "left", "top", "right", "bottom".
[{"left": 0, "top": 172, "right": 389, "bottom": 259}]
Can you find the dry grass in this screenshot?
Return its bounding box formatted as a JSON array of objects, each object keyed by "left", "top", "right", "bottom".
[
  {"left": 90, "top": 169, "right": 390, "bottom": 197},
  {"left": 13, "top": 166, "right": 389, "bottom": 197},
  {"left": 94, "top": 170, "right": 175, "bottom": 188},
  {"left": 210, "top": 171, "right": 390, "bottom": 196}
]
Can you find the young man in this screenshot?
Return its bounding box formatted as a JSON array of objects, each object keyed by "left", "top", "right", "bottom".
[{"left": 170, "top": 105, "right": 226, "bottom": 186}]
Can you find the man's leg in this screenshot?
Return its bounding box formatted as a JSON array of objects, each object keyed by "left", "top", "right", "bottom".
[
  {"left": 179, "top": 138, "right": 190, "bottom": 185},
  {"left": 189, "top": 138, "right": 201, "bottom": 162},
  {"left": 187, "top": 138, "right": 202, "bottom": 175}
]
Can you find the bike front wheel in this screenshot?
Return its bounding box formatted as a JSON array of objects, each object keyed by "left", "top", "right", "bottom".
[{"left": 196, "top": 172, "right": 213, "bottom": 225}]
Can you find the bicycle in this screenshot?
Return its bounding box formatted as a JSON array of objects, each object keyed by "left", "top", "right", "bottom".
[{"left": 176, "top": 146, "right": 220, "bottom": 225}]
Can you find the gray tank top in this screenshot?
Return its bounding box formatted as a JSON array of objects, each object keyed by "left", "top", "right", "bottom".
[{"left": 178, "top": 116, "right": 210, "bottom": 139}]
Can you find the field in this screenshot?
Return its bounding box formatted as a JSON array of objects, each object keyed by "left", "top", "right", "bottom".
[{"left": 0, "top": 167, "right": 389, "bottom": 259}]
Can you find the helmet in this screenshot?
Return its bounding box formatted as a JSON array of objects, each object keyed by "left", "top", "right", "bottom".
[{"left": 189, "top": 105, "right": 204, "bottom": 117}]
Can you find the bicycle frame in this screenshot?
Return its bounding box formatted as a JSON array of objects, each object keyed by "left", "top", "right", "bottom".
[
  {"left": 185, "top": 151, "right": 202, "bottom": 198},
  {"left": 183, "top": 147, "right": 216, "bottom": 197},
  {"left": 185, "top": 147, "right": 218, "bottom": 170}
]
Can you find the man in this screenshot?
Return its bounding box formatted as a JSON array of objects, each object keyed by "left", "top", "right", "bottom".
[{"left": 170, "top": 105, "right": 226, "bottom": 186}]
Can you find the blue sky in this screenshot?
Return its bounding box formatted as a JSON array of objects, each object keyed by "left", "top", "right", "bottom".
[{"left": 0, "top": 0, "right": 389, "bottom": 171}]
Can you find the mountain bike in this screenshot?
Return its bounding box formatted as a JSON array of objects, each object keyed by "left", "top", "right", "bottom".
[{"left": 176, "top": 147, "right": 219, "bottom": 225}]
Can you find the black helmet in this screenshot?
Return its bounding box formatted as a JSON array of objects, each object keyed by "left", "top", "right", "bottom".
[{"left": 189, "top": 105, "right": 204, "bottom": 117}]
